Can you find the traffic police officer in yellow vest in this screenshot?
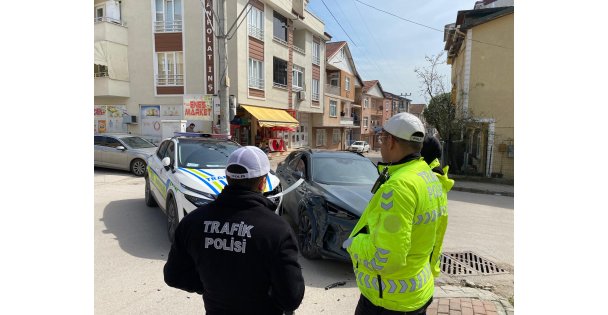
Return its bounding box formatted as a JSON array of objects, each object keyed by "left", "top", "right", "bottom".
[
  {"left": 420, "top": 135, "right": 454, "bottom": 281},
  {"left": 343, "top": 112, "right": 445, "bottom": 314}
]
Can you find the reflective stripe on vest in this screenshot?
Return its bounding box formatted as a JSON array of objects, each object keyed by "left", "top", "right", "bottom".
[{"left": 354, "top": 263, "right": 432, "bottom": 293}]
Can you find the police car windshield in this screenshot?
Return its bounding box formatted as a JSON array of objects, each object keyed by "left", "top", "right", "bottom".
[
  {"left": 177, "top": 140, "right": 240, "bottom": 169},
  {"left": 312, "top": 157, "right": 378, "bottom": 185},
  {"left": 121, "top": 136, "right": 156, "bottom": 149}
]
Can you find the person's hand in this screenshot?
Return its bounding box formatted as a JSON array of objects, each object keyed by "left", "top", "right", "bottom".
[{"left": 342, "top": 237, "right": 353, "bottom": 249}]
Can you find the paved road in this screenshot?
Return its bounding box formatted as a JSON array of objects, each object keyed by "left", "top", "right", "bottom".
[{"left": 94, "top": 166, "right": 513, "bottom": 314}]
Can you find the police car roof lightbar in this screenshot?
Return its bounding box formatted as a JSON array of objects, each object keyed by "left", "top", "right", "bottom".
[{"left": 174, "top": 132, "right": 232, "bottom": 140}]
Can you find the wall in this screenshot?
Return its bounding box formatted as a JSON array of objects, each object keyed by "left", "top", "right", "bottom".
[{"left": 468, "top": 13, "right": 514, "bottom": 179}]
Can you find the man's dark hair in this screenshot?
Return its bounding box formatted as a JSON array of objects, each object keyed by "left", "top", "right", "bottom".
[
  {"left": 226, "top": 164, "right": 265, "bottom": 190},
  {"left": 391, "top": 131, "right": 424, "bottom": 152}
]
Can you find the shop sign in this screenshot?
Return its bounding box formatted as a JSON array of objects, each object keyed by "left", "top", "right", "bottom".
[{"left": 183, "top": 94, "right": 214, "bottom": 121}]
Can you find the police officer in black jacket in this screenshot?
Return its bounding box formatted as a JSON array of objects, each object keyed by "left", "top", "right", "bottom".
[{"left": 164, "top": 146, "right": 305, "bottom": 315}]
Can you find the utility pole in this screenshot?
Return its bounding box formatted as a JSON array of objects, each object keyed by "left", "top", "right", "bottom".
[{"left": 217, "top": 0, "right": 230, "bottom": 136}]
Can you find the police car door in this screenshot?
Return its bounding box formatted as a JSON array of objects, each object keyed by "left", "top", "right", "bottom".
[{"left": 148, "top": 140, "right": 170, "bottom": 209}]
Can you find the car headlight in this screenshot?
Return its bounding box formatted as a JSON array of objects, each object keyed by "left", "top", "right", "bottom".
[
  {"left": 181, "top": 183, "right": 216, "bottom": 206},
  {"left": 326, "top": 202, "right": 358, "bottom": 220},
  {"left": 184, "top": 194, "right": 214, "bottom": 207}
]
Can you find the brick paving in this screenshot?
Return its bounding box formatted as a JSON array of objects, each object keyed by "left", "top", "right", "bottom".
[{"left": 429, "top": 286, "right": 514, "bottom": 315}]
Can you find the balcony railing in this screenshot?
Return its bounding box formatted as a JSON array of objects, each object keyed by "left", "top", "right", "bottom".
[
  {"left": 312, "top": 92, "right": 320, "bottom": 101},
  {"left": 325, "top": 84, "right": 340, "bottom": 96},
  {"left": 312, "top": 54, "right": 320, "bottom": 65},
  {"left": 248, "top": 25, "right": 264, "bottom": 40},
  {"left": 273, "top": 82, "right": 287, "bottom": 89},
  {"left": 155, "top": 20, "right": 183, "bottom": 32},
  {"left": 293, "top": 45, "right": 305, "bottom": 55},
  {"left": 94, "top": 16, "right": 126, "bottom": 26},
  {"left": 340, "top": 116, "right": 353, "bottom": 125},
  {"left": 273, "top": 36, "right": 288, "bottom": 47},
  {"left": 156, "top": 74, "right": 184, "bottom": 86},
  {"left": 94, "top": 71, "right": 109, "bottom": 78},
  {"left": 248, "top": 77, "right": 264, "bottom": 90}
]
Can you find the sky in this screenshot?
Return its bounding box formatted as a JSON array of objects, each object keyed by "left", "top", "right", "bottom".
[{"left": 307, "top": 0, "right": 475, "bottom": 104}]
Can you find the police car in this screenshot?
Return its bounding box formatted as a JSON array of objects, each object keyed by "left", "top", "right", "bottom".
[{"left": 144, "top": 133, "right": 282, "bottom": 242}]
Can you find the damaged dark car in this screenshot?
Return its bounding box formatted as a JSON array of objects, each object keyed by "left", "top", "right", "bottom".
[{"left": 276, "top": 149, "right": 378, "bottom": 261}]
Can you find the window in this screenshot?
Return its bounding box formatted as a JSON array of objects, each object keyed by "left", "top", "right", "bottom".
[
  {"left": 155, "top": 0, "right": 182, "bottom": 32},
  {"left": 332, "top": 129, "right": 341, "bottom": 144},
  {"left": 311, "top": 79, "right": 320, "bottom": 101},
  {"left": 94, "top": 64, "right": 108, "bottom": 77},
  {"left": 292, "top": 65, "right": 304, "bottom": 90},
  {"left": 329, "top": 100, "right": 337, "bottom": 117},
  {"left": 312, "top": 40, "right": 320, "bottom": 65},
  {"left": 273, "top": 11, "right": 287, "bottom": 43},
  {"left": 104, "top": 137, "right": 122, "bottom": 148},
  {"left": 273, "top": 57, "right": 288, "bottom": 88},
  {"left": 363, "top": 117, "right": 369, "bottom": 127},
  {"left": 248, "top": 6, "right": 264, "bottom": 40},
  {"left": 156, "top": 52, "right": 184, "bottom": 86},
  {"left": 364, "top": 98, "right": 369, "bottom": 108},
  {"left": 345, "top": 77, "right": 351, "bottom": 91},
  {"left": 316, "top": 129, "right": 326, "bottom": 147},
  {"left": 340, "top": 48, "right": 345, "bottom": 59},
  {"left": 95, "top": 5, "right": 104, "bottom": 22},
  {"left": 248, "top": 58, "right": 264, "bottom": 89},
  {"left": 329, "top": 72, "right": 339, "bottom": 87},
  {"left": 157, "top": 140, "right": 170, "bottom": 159}
]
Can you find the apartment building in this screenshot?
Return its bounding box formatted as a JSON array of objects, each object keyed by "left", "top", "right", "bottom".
[
  {"left": 94, "top": 0, "right": 327, "bottom": 148},
  {"left": 312, "top": 41, "right": 362, "bottom": 150},
  {"left": 383, "top": 92, "right": 411, "bottom": 116},
  {"left": 228, "top": 0, "right": 329, "bottom": 150},
  {"left": 444, "top": 4, "right": 514, "bottom": 179},
  {"left": 361, "top": 80, "right": 386, "bottom": 150}
]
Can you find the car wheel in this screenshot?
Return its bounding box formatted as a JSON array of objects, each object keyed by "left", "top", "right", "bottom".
[
  {"left": 131, "top": 159, "right": 147, "bottom": 177},
  {"left": 167, "top": 196, "right": 179, "bottom": 243},
  {"left": 298, "top": 210, "right": 321, "bottom": 259},
  {"left": 145, "top": 176, "right": 158, "bottom": 207}
]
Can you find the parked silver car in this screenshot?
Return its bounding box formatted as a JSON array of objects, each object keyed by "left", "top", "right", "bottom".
[{"left": 94, "top": 134, "right": 157, "bottom": 176}]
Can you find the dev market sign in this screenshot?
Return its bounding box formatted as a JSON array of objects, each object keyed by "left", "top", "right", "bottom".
[{"left": 184, "top": 94, "right": 213, "bottom": 121}]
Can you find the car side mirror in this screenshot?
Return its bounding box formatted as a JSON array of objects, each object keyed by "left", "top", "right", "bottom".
[
  {"left": 162, "top": 157, "right": 172, "bottom": 170},
  {"left": 116, "top": 146, "right": 126, "bottom": 151}
]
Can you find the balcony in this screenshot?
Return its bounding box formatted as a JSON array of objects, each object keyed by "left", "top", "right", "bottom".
[
  {"left": 95, "top": 18, "right": 128, "bottom": 45},
  {"left": 339, "top": 116, "right": 353, "bottom": 126},
  {"left": 248, "top": 25, "right": 264, "bottom": 40},
  {"left": 293, "top": 45, "right": 305, "bottom": 55},
  {"left": 156, "top": 74, "right": 184, "bottom": 86},
  {"left": 155, "top": 20, "right": 183, "bottom": 33},
  {"left": 325, "top": 84, "right": 340, "bottom": 96},
  {"left": 95, "top": 77, "right": 130, "bottom": 97},
  {"left": 248, "top": 77, "right": 265, "bottom": 90}
]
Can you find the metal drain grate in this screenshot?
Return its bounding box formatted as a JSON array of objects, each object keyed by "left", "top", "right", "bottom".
[{"left": 440, "top": 251, "right": 508, "bottom": 275}]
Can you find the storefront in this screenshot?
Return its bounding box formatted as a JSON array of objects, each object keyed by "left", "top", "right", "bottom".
[{"left": 232, "top": 105, "right": 300, "bottom": 153}]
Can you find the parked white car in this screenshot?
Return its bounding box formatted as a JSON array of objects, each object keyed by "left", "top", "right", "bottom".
[
  {"left": 348, "top": 141, "right": 370, "bottom": 153},
  {"left": 145, "top": 133, "right": 282, "bottom": 242}
]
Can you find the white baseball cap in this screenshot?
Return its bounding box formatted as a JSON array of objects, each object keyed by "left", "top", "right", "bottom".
[
  {"left": 225, "top": 146, "right": 270, "bottom": 179},
  {"left": 383, "top": 112, "right": 425, "bottom": 142}
]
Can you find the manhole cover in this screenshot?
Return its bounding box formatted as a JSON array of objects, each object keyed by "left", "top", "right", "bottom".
[{"left": 440, "top": 251, "right": 508, "bottom": 275}]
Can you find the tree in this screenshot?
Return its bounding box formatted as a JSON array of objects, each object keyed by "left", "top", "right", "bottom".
[
  {"left": 414, "top": 52, "right": 448, "bottom": 103},
  {"left": 424, "top": 93, "right": 455, "bottom": 142}
]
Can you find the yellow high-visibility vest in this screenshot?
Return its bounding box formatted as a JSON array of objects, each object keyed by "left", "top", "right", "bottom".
[{"left": 347, "top": 157, "right": 446, "bottom": 312}]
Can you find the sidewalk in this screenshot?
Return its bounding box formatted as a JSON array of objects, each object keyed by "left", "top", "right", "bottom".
[{"left": 431, "top": 285, "right": 514, "bottom": 315}]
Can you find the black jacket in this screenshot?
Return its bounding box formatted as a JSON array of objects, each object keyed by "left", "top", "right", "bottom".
[{"left": 163, "top": 185, "right": 305, "bottom": 315}]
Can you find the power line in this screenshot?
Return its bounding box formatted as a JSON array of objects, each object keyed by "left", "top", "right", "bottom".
[
  {"left": 320, "top": 0, "right": 357, "bottom": 46},
  {"left": 354, "top": 0, "right": 512, "bottom": 50},
  {"left": 348, "top": 0, "right": 404, "bottom": 88}
]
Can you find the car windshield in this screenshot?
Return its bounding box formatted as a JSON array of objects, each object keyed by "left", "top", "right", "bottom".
[
  {"left": 177, "top": 140, "right": 240, "bottom": 169},
  {"left": 121, "top": 136, "right": 156, "bottom": 149},
  {"left": 312, "top": 157, "right": 378, "bottom": 185},
  {"left": 353, "top": 141, "right": 364, "bottom": 145}
]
